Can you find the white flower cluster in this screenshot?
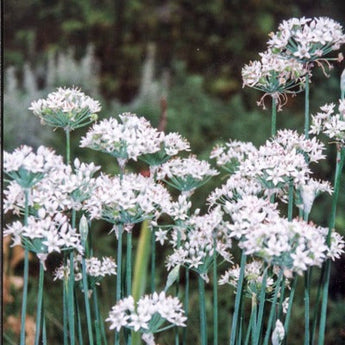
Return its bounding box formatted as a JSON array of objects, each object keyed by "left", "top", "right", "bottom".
[
  {"left": 80, "top": 113, "right": 190, "bottom": 166},
  {"left": 156, "top": 156, "right": 218, "bottom": 193},
  {"left": 4, "top": 158, "right": 100, "bottom": 215},
  {"left": 4, "top": 145, "right": 64, "bottom": 188},
  {"left": 268, "top": 17, "right": 345, "bottom": 62},
  {"left": 29, "top": 87, "right": 101, "bottom": 130},
  {"left": 224, "top": 196, "right": 344, "bottom": 275},
  {"left": 210, "top": 140, "right": 257, "bottom": 172},
  {"left": 54, "top": 255, "right": 116, "bottom": 285},
  {"left": 242, "top": 50, "right": 307, "bottom": 109},
  {"left": 106, "top": 291, "right": 186, "bottom": 345},
  {"left": 83, "top": 173, "right": 171, "bottom": 225},
  {"left": 310, "top": 100, "right": 345, "bottom": 145},
  {"left": 219, "top": 260, "right": 274, "bottom": 296},
  {"left": 209, "top": 130, "right": 327, "bottom": 206},
  {"left": 4, "top": 214, "right": 83, "bottom": 265},
  {"left": 166, "top": 207, "right": 232, "bottom": 279}
]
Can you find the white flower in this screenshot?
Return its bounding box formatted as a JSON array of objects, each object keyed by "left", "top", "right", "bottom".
[{"left": 271, "top": 319, "right": 285, "bottom": 345}]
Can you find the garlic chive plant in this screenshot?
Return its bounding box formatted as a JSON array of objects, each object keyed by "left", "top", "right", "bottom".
[{"left": 4, "top": 16, "right": 345, "bottom": 345}]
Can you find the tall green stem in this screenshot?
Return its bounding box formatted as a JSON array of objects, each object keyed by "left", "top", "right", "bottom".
[
  {"left": 304, "top": 73, "right": 310, "bottom": 139},
  {"left": 230, "top": 252, "right": 247, "bottom": 345},
  {"left": 182, "top": 268, "right": 190, "bottom": 345},
  {"left": 318, "top": 147, "right": 345, "bottom": 345},
  {"left": 126, "top": 231, "right": 132, "bottom": 296},
  {"left": 65, "top": 128, "right": 71, "bottom": 165},
  {"left": 213, "top": 238, "right": 218, "bottom": 345},
  {"left": 82, "top": 255, "right": 94, "bottom": 345},
  {"left": 304, "top": 270, "right": 311, "bottom": 345},
  {"left": 20, "top": 189, "right": 30, "bottom": 345},
  {"left": 93, "top": 287, "right": 102, "bottom": 345},
  {"left": 263, "top": 270, "right": 283, "bottom": 345},
  {"left": 283, "top": 275, "right": 298, "bottom": 345},
  {"left": 253, "top": 268, "right": 267, "bottom": 345},
  {"left": 151, "top": 228, "right": 156, "bottom": 292},
  {"left": 34, "top": 262, "right": 45, "bottom": 345},
  {"left": 115, "top": 225, "right": 123, "bottom": 345},
  {"left": 198, "top": 275, "right": 207, "bottom": 345},
  {"left": 271, "top": 96, "right": 277, "bottom": 137}
]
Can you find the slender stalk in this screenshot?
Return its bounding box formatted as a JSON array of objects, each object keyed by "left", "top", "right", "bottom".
[
  {"left": 93, "top": 288, "right": 102, "bottom": 345},
  {"left": 42, "top": 309, "right": 47, "bottom": 345},
  {"left": 271, "top": 96, "right": 277, "bottom": 137},
  {"left": 34, "top": 262, "right": 45, "bottom": 345},
  {"left": 115, "top": 225, "right": 123, "bottom": 345},
  {"left": 198, "top": 275, "right": 207, "bottom": 345},
  {"left": 304, "top": 72, "right": 310, "bottom": 139},
  {"left": 311, "top": 268, "right": 325, "bottom": 345},
  {"left": 65, "top": 128, "right": 71, "bottom": 165},
  {"left": 304, "top": 270, "right": 311, "bottom": 345},
  {"left": 213, "top": 238, "right": 218, "bottom": 345},
  {"left": 75, "top": 290, "right": 84, "bottom": 345},
  {"left": 82, "top": 256, "right": 94, "bottom": 345},
  {"left": 262, "top": 270, "right": 283, "bottom": 345},
  {"left": 253, "top": 268, "right": 267, "bottom": 345},
  {"left": 182, "top": 268, "right": 190, "bottom": 345},
  {"left": 126, "top": 231, "right": 132, "bottom": 297},
  {"left": 20, "top": 189, "right": 30, "bottom": 345},
  {"left": 230, "top": 252, "right": 247, "bottom": 345},
  {"left": 318, "top": 147, "right": 345, "bottom": 345},
  {"left": 63, "top": 278, "right": 69, "bottom": 345},
  {"left": 151, "top": 227, "right": 156, "bottom": 292},
  {"left": 283, "top": 275, "right": 298, "bottom": 345},
  {"left": 288, "top": 180, "right": 294, "bottom": 221}
]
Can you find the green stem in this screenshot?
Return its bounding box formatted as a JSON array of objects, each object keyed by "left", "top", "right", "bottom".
[
  {"left": 304, "top": 73, "right": 310, "bottom": 139},
  {"left": 126, "top": 231, "right": 132, "bottom": 297},
  {"left": 75, "top": 290, "right": 84, "bottom": 345},
  {"left": 318, "top": 148, "right": 345, "bottom": 345},
  {"left": 65, "top": 128, "right": 71, "bottom": 165},
  {"left": 151, "top": 227, "right": 156, "bottom": 292},
  {"left": 82, "top": 256, "right": 94, "bottom": 345},
  {"left": 263, "top": 270, "right": 283, "bottom": 345},
  {"left": 283, "top": 275, "right": 298, "bottom": 345},
  {"left": 253, "top": 268, "right": 267, "bottom": 345},
  {"left": 42, "top": 309, "right": 47, "bottom": 345},
  {"left": 115, "top": 225, "right": 123, "bottom": 345},
  {"left": 182, "top": 268, "right": 190, "bottom": 345},
  {"left": 34, "top": 262, "right": 45, "bottom": 345},
  {"left": 311, "top": 268, "right": 325, "bottom": 345},
  {"left": 63, "top": 278, "right": 69, "bottom": 345},
  {"left": 288, "top": 180, "right": 294, "bottom": 221},
  {"left": 198, "top": 275, "right": 207, "bottom": 345},
  {"left": 20, "top": 189, "right": 30, "bottom": 345},
  {"left": 213, "top": 239, "right": 218, "bottom": 345},
  {"left": 93, "top": 287, "right": 102, "bottom": 345},
  {"left": 230, "top": 252, "right": 247, "bottom": 345},
  {"left": 304, "top": 270, "right": 311, "bottom": 345},
  {"left": 271, "top": 96, "right": 277, "bottom": 137}
]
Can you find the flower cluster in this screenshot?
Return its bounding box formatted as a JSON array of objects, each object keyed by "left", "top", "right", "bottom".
[
  {"left": 106, "top": 292, "right": 186, "bottom": 345},
  {"left": 54, "top": 255, "right": 116, "bottom": 287},
  {"left": 83, "top": 173, "right": 171, "bottom": 225},
  {"left": 166, "top": 207, "right": 232, "bottom": 279},
  {"left": 267, "top": 17, "right": 345, "bottom": 63},
  {"left": 310, "top": 99, "right": 345, "bottom": 145},
  {"left": 241, "top": 50, "right": 307, "bottom": 109},
  {"left": 4, "top": 214, "right": 83, "bottom": 266},
  {"left": 156, "top": 156, "right": 218, "bottom": 193},
  {"left": 80, "top": 113, "right": 190, "bottom": 167},
  {"left": 219, "top": 260, "right": 274, "bottom": 297},
  {"left": 29, "top": 87, "right": 101, "bottom": 130},
  {"left": 4, "top": 145, "right": 64, "bottom": 189}
]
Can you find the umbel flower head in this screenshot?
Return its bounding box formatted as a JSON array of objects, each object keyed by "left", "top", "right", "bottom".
[
  {"left": 310, "top": 99, "right": 345, "bottom": 146},
  {"left": 80, "top": 113, "right": 190, "bottom": 169},
  {"left": 106, "top": 291, "right": 186, "bottom": 345},
  {"left": 242, "top": 50, "right": 307, "bottom": 110},
  {"left": 267, "top": 17, "right": 345, "bottom": 66},
  {"left": 4, "top": 145, "right": 64, "bottom": 189},
  {"left": 29, "top": 87, "right": 100, "bottom": 130},
  {"left": 54, "top": 254, "right": 116, "bottom": 288}
]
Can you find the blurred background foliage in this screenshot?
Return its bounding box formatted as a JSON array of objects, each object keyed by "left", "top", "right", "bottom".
[{"left": 3, "top": 0, "right": 345, "bottom": 344}]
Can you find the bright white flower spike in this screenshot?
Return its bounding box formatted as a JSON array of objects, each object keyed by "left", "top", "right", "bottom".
[
  {"left": 29, "top": 87, "right": 101, "bottom": 130},
  {"left": 106, "top": 291, "right": 186, "bottom": 344},
  {"left": 271, "top": 319, "right": 285, "bottom": 345}
]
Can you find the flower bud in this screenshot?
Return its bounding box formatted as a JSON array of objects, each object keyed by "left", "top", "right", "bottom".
[{"left": 79, "top": 214, "right": 89, "bottom": 244}]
